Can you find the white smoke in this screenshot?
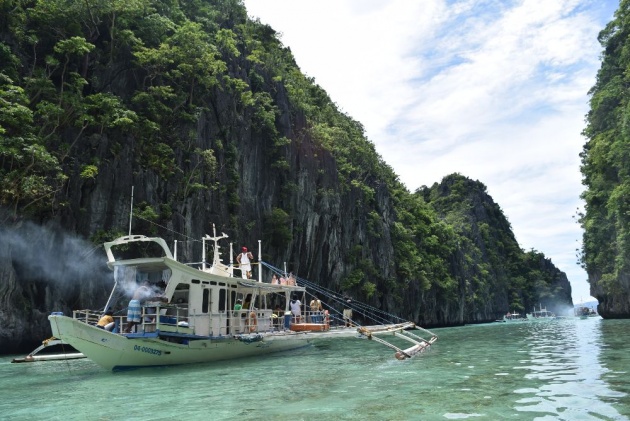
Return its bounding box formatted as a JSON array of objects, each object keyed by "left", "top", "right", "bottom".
[{"left": 0, "top": 221, "right": 112, "bottom": 287}]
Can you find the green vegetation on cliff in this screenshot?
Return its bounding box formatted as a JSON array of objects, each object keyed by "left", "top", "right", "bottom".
[
  {"left": 421, "top": 174, "right": 572, "bottom": 318},
  {"left": 0, "top": 0, "right": 571, "bottom": 337},
  {"left": 580, "top": 0, "right": 630, "bottom": 316}
]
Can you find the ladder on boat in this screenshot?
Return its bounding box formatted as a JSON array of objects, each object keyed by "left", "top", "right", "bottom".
[{"left": 357, "top": 322, "right": 438, "bottom": 360}]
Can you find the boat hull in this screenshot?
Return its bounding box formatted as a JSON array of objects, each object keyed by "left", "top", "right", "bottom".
[{"left": 49, "top": 315, "right": 319, "bottom": 371}]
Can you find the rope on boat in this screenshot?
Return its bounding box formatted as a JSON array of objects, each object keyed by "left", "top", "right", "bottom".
[
  {"left": 261, "top": 261, "right": 410, "bottom": 326},
  {"left": 42, "top": 336, "right": 57, "bottom": 346},
  {"left": 260, "top": 261, "right": 438, "bottom": 360},
  {"left": 51, "top": 316, "right": 73, "bottom": 371}
]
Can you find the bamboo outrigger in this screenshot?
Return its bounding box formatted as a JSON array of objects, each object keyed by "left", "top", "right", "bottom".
[
  {"left": 11, "top": 337, "right": 85, "bottom": 363},
  {"left": 357, "top": 323, "right": 438, "bottom": 360}
]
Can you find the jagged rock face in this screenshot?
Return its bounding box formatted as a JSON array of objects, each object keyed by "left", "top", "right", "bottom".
[
  {"left": 422, "top": 174, "right": 573, "bottom": 322},
  {"left": 0, "top": 77, "right": 402, "bottom": 353},
  {"left": 591, "top": 273, "right": 630, "bottom": 318},
  {"left": 1, "top": 102, "right": 575, "bottom": 355},
  {"left": 0, "top": 28, "right": 573, "bottom": 355}
]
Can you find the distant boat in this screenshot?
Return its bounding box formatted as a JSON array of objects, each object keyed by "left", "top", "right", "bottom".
[
  {"left": 575, "top": 306, "right": 599, "bottom": 319},
  {"left": 526, "top": 305, "right": 556, "bottom": 321},
  {"left": 47, "top": 225, "right": 438, "bottom": 371},
  {"left": 495, "top": 312, "right": 527, "bottom": 323}
]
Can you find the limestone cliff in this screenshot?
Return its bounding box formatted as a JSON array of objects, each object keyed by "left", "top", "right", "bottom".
[{"left": 0, "top": 0, "right": 573, "bottom": 354}]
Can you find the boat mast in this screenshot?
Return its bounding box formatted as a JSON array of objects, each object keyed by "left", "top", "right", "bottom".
[
  {"left": 258, "top": 239, "right": 262, "bottom": 283},
  {"left": 202, "top": 235, "right": 207, "bottom": 271},
  {"left": 128, "top": 186, "right": 134, "bottom": 236}
]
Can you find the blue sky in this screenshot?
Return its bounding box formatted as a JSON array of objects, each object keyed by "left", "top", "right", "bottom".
[{"left": 243, "top": 0, "right": 620, "bottom": 304}]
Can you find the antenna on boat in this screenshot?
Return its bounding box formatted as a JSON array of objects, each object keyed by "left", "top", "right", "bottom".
[
  {"left": 229, "top": 242, "right": 233, "bottom": 277},
  {"left": 258, "top": 239, "right": 262, "bottom": 283},
  {"left": 202, "top": 235, "right": 207, "bottom": 271},
  {"left": 128, "top": 186, "right": 134, "bottom": 236}
]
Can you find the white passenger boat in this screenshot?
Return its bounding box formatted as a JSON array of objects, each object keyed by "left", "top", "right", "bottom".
[
  {"left": 48, "top": 226, "right": 437, "bottom": 371},
  {"left": 526, "top": 305, "right": 556, "bottom": 321},
  {"left": 496, "top": 312, "right": 527, "bottom": 323}
]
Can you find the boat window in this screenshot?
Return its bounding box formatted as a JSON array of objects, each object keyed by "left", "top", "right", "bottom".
[
  {"left": 192, "top": 279, "right": 200, "bottom": 284},
  {"left": 219, "top": 289, "right": 226, "bottom": 312},
  {"left": 210, "top": 281, "right": 217, "bottom": 285},
  {"left": 173, "top": 283, "right": 189, "bottom": 304},
  {"left": 202, "top": 289, "right": 210, "bottom": 313}
]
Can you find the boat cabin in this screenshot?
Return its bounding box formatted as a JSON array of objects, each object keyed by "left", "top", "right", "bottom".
[{"left": 98, "top": 233, "right": 310, "bottom": 338}]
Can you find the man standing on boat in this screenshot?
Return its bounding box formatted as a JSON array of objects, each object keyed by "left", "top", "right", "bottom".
[
  {"left": 237, "top": 247, "right": 254, "bottom": 279},
  {"left": 124, "top": 282, "right": 152, "bottom": 333}
]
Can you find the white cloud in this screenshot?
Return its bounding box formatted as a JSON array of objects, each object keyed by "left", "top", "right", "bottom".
[{"left": 243, "top": 0, "right": 618, "bottom": 304}]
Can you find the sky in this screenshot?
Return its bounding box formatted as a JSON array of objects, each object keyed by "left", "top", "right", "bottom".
[{"left": 243, "top": 0, "right": 620, "bottom": 305}]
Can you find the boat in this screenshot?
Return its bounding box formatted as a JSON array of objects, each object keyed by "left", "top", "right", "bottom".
[
  {"left": 495, "top": 312, "right": 527, "bottom": 323},
  {"left": 526, "top": 305, "right": 556, "bottom": 321},
  {"left": 48, "top": 225, "right": 438, "bottom": 371},
  {"left": 575, "top": 306, "right": 598, "bottom": 319}
]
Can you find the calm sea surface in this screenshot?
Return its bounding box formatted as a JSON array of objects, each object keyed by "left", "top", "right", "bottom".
[{"left": 1, "top": 317, "right": 628, "bottom": 421}]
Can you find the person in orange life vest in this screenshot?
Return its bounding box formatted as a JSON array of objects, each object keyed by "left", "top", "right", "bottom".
[{"left": 97, "top": 309, "right": 115, "bottom": 331}]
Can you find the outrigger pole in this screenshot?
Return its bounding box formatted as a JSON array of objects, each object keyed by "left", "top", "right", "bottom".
[{"left": 259, "top": 260, "right": 439, "bottom": 359}]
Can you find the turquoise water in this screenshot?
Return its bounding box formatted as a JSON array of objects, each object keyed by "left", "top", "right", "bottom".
[{"left": 1, "top": 318, "right": 628, "bottom": 420}]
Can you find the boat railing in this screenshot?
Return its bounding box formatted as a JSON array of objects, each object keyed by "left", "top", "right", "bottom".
[
  {"left": 71, "top": 304, "right": 191, "bottom": 335},
  {"left": 140, "top": 303, "right": 190, "bottom": 334},
  {"left": 227, "top": 309, "right": 275, "bottom": 335},
  {"left": 215, "top": 309, "right": 331, "bottom": 336},
  {"left": 72, "top": 310, "right": 102, "bottom": 325},
  {"left": 72, "top": 309, "right": 127, "bottom": 333},
  {"left": 72, "top": 307, "right": 340, "bottom": 337}
]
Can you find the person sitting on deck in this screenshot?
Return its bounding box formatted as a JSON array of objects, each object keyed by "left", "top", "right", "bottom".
[
  {"left": 97, "top": 309, "right": 115, "bottom": 331},
  {"left": 271, "top": 305, "right": 283, "bottom": 328},
  {"left": 287, "top": 273, "right": 296, "bottom": 286}
]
